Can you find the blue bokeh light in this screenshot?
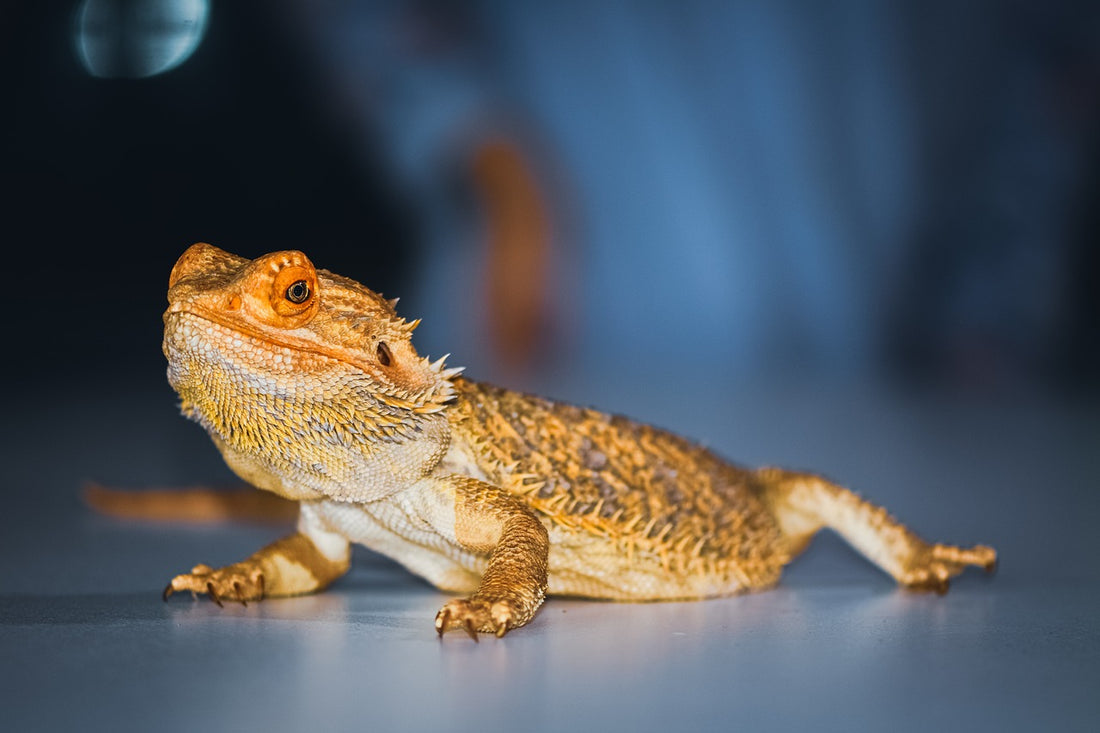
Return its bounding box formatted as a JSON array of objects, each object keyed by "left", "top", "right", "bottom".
[{"left": 76, "top": 0, "right": 209, "bottom": 79}]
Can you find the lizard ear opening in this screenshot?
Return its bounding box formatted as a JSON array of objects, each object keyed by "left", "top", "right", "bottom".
[{"left": 377, "top": 341, "right": 393, "bottom": 367}]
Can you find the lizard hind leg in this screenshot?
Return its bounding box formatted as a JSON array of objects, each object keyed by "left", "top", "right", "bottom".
[{"left": 755, "top": 468, "right": 996, "bottom": 593}]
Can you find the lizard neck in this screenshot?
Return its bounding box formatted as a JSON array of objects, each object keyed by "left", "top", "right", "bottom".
[{"left": 166, "top": 313, "right": 453, "bottom": 503}]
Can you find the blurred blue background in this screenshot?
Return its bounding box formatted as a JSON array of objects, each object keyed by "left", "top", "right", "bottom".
[{"left": 3, "top": 0, "right": 1098, "bottom": 392}]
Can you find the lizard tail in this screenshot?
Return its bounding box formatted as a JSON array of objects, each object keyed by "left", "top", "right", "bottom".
[{"left": 82, "top": 482, "right": 298, "bottom": 524}]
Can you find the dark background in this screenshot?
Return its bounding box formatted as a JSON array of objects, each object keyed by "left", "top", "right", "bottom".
[
  {"left": 3, "top": 2, "right": 414, "bottom": 392},
  {"left": 3, "top": 0, "right": 1098, "bottom": 396}
]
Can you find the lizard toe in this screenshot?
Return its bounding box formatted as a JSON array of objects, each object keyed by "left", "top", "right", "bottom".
[
  {"left": 899, "top": 541, "right": 997, "bottom": 594},
  {"left": 435, "top": 598, "right": 501, "bottom": 639},
  {"left": 164, "top": 561, "right": 266, "bottom": 606}
]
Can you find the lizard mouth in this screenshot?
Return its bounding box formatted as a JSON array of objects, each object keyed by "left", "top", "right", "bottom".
[{"left": 163, "top": 305, "right": 348, "bottom": 369}]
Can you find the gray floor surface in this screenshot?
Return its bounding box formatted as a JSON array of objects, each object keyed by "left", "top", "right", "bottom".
[{"left": 2, "top": 374, "right": 1097, "bottom": 732}]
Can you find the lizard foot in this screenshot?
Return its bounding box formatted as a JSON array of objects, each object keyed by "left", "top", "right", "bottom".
[
  {"left": 898, "top": 542, "right": 997, "bottom": 595},
  {"left": 163, "top": 562, "right": 265, "bottom": 606},
  {"left": 435, "top": 597, "right": 519, "bottom": 640}
]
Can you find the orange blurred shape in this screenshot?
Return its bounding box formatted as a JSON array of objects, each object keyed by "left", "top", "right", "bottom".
[
  {"left": 83, "top": 482, "right": 298, "bottom": 524},
  {"left": 471, "top": 138, "right": 553, "bottom": 370}
]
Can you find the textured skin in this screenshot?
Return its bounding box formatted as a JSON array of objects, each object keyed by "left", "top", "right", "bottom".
[
  {"left": 446, "top": 380, "right": 789, "bottom": 599},
  {"left": 162, "top": 243, "right": 997, "bottom": 637}
]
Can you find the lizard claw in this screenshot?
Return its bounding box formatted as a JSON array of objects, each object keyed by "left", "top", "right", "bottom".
[
  {"left": 435, "top": 608, "right": 450, "bottom": 638},
  {"left": 164, "top": 562, "right": 266, "bottom": 606},
  {"left": 435, "top": 597, "right": 521, "bottom": 639},
  {"left": 207, "top": 581, "right": 224, "bottom": 607}
]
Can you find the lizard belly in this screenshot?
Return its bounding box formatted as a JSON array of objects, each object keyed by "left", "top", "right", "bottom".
[
  {"left": 543, "top": 527, "right": 768, "bottom": 601},
  {"left": 313, "top": 499, "right": 485, "bottom": 594}
]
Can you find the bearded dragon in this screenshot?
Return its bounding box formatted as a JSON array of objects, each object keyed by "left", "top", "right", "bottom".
[{"left": 160, "top": 243, "right": 996, "bottom": 638}]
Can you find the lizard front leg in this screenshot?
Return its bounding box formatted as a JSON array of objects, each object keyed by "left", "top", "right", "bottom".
[
  {"left": 433, "top": 476, "right": 549, "bottom": 638},
  {"left": 164, "top": 502, "right": 350, "bottom": 605}
]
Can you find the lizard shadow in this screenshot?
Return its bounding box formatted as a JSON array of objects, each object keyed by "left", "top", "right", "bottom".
[{"left": 0, "top": 555, "right": 441, "bottom": 629}]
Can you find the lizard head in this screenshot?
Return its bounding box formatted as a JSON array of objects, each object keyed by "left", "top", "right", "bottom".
[
  {"left": 164, "top": 242, "right": 461, "bottom": 413},
  {"left": 162, "top": 243, "right": 462, "bottom": 501}
]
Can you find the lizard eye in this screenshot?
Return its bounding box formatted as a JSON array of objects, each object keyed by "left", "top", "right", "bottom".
[
  {"left": 285, "top": 280, "right": 310, "bottom": 304},
  {"left": 268, "top": 260, "right": 318, "bottom": 321},
  {"left": 376, "top": 341, "right": 392, "bottom": 367}
]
